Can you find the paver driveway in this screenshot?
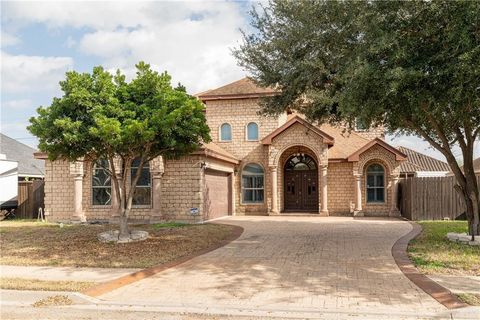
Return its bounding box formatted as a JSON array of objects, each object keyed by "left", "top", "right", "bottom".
[{"left": 99, "top": 216, "right": 445, "bottom": 315}]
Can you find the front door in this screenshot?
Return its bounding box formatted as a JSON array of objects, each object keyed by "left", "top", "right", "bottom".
[{"left": 284, "top": 154, "right": 318, "bottom": 211}]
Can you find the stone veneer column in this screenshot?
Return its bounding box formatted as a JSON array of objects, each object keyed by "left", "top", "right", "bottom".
[
  {"left": 354, "top": 174, "right": 363, "bottom": 216},
  {"left": 320, "top": 164, "right": 328, "bottom": 216},
  {"left": 69, "top": 161, "right": 86, "bottom": 222},
  {"left": 150, "top": 156, "right": 165, "bottom": 221},
  {"left": 270, "top": 166, "right": 279, "bottom": 214},
  {"left": 389, "top": 175, "right": 400, "bottom": 217}
]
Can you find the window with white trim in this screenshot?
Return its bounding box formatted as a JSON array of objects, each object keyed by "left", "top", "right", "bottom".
[
  {"left": 366, "top": 163, "right": 385, "bottom": 203},
  {"left": 131, "top": 158, "right": 151, "bottom": 206},
  {"left": 220, "top": 123, "right": 232, "bottom": 141},
  {"left": 242, "top": 163, "right": 264, "bottom": 203},
  {"left": 246, "top": 122, "right": 259, "bottom": 141},
  {"left": 92, "top": 159, "right": 112, "bottom": 206}
]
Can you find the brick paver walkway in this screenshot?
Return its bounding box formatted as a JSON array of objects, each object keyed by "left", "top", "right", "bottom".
[{"left": 98, "top": 216, "right": 445, "bottom": 314}]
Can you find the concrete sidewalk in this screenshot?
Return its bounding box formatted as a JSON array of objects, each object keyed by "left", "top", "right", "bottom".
[
  {"left": 2, "top": 289, "right": 480, "bottom": 320},
  {"left": 0, "top": 265, "right": 140, "bottom": 282},
  {"left": 428, "top": 275, "right": 480, "bottom": 295}
]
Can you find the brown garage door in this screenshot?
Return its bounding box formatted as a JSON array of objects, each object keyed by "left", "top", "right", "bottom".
[{"left": 204, "top": 169, "right": 231, "bottom": 220}]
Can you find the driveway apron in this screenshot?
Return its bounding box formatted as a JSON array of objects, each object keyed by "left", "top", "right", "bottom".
[{"left": 98, "top": 216, "right": 444, "bottom": 314}]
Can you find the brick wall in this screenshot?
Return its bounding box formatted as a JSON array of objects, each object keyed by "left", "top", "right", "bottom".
[
  {"left": 44, "top": 160, "right": 74, "bottom": 220},
  {"left": 327, "top": 162, "right": 355, "bottom": 214}
]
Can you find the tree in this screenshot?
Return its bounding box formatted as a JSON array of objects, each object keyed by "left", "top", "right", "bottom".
[
  {"left": 234, "top": 0, "right": 480, "bottom": 236},
  {"left": 29, "top": 62, "right": 211, "bottom": 240}
]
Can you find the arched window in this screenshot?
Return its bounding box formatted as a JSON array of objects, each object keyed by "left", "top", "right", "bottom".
[
  {"left": 285, "top": 154, "right": 317, "bottom": 171},
  {"left": 366, "top": 163, "right": 385, "bottom": 203},
  {"left": 246, "top": 122, "right": 259, "bottom": 141},
  {"left": 242, "top": 163, "right": 264, "bottom": 203},
  {"left": 131, "top": 158, "right": 151, "bottom": 206},
  {"left": 220, "top": 123, "right": 232, "bottom": 141},
  {"left": 92, "top": 159, "right": 112, "bottom": 206}
]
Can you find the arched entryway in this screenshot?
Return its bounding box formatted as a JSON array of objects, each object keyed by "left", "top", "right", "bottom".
[{"left": 283, "top": 153, "right": 319, "bottom": 211}]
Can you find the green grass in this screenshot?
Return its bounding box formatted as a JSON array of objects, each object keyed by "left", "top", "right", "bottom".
[
  {"left": 151, "top": 222, "right": 189, "bottom": 229},
  {"left": 408, "top": 221, "right": 480, "bottom": 276}
]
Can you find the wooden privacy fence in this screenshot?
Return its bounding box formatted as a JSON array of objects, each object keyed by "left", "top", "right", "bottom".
[
  {"left": 399, "top": 176, "right": 480, "bottom": 221},
  {"left": 16, "top": 180, "right": 45, "bottom": 219}
]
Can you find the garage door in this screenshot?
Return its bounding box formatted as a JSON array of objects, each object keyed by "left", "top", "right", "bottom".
[{"left": 204, "top": 169, "right": 231, "bottom": 220}]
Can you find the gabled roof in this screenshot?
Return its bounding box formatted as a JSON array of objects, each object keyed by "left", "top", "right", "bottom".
[
  {"left": 193, "top": 142, "right": 240, "bottom": 165},
  {"left": 398, "top": 146, "right": 450, "bottom": 173},
  {"left": 0, "top": 133, "right": 45, "bottom": 177},
  {"left": 196, "top": 78, "right": 278, "bottom": 101},
  {"left": 347, "top": 138, "right": 407, "bottom": 162},
  {"left": 261, "top": 116, "right": 335, "bottom": 146},
  {"left": 319, "top": 123, "right": 370, "bottom": 159}
]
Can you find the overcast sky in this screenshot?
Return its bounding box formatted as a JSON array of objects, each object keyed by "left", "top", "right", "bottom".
[{"left": 1, "top": 1, "right": 478, "bottom": 161}]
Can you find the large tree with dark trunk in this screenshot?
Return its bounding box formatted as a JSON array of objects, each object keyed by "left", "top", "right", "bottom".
[
  {"left": 29, "top": 62, "right": 211, "bottom": 240},
  {"left": 234, "top": 0, "right": 480, "bottom": 236}
]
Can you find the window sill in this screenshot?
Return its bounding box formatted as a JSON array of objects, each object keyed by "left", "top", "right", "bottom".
[
  {"left": 91, "top": 205, "right": 112, "bottom": 209},
  {"left": 365, "top": 202, "right": 386, "bottom": 205},
  {"left": 241, "top": 202, "right": 265, "bottom": 206},
  {"left": 218, "top": 140, "right": 232, "bottom": 143}
]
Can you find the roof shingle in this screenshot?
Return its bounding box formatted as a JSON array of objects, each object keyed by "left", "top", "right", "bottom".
[
  {"left": 0, "top": 133, "right": 45, "bottom": 177},
  {"left": 398, "top": 146, "right": 450, "bottom": 173}
]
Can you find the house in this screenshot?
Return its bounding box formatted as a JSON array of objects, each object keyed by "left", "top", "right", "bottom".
[
  {"left": 447, "top": 157, "right": 480, "bottom": 177},
  {"left": 0, "top": 133, "right": 45, "bottom": 217},
  {"left": 35, "top": 78, "right": 409, "bottom": 223},
  {"left": 397, "top": 146, "right": 450, "bottom": 178},
  {"left": 0, "top": 133, "right": 45, "bottom": 180}
]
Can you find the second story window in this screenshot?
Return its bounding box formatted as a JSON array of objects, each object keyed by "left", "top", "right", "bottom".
[
  {"left": 220, "top": 123, "right": 232, "bottom": 141},
  {"left": 246, "top": 122, "right": 259, "bottom": 141},
  {"left": 355, "top": 118, "right": 368, "bottom": 131}
]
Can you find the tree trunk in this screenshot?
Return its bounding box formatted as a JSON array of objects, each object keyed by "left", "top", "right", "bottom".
[{"left": 118, "top": 208, "right": 130, "bottom": 240}]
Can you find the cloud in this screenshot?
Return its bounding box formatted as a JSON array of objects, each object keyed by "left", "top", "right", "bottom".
[
  {"left": 1, "top": 31, "right": 21, "bottom": 47},
  {"left": 4, "top": 1, "right": 249, "bottom": 93},
  {"left": 2, "top": 99, "right": 33, "bottom": 110},
  {"left": 1, "top": 51, "right": 73, "bottom": 93}
]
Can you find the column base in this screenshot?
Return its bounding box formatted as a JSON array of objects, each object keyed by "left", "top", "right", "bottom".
[
  {"left": 72, "top": 213, "right": 86, "bottom": 223},
  {"left": 353, "top": 210, "right": 364, "bottom": 217},
  {"left": 319, "top": 210, "right": 329, "bottom": 217},
  {"left": 389, "top": 208, "right": 401, "bottom": 217},
  {"left": 268, "top": 210, "right": 280, "bottom": 216}
]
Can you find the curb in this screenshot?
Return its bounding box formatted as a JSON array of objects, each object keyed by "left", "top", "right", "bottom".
[
  {"left": 83, "top": 223, "right": 244, "bottom": 297},
  {"left": 392, "top": 221, "right": 468, "bottom": 309}
]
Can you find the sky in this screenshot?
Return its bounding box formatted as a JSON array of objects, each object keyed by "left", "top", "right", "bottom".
[{"left": 1, "top": 1, "right": 478, "bottom": 162}]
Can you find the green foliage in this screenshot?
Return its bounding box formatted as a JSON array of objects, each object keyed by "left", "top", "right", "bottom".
[
  {"left": 235, "top": 0, "right": 480, "bottom": 135},
  {"left": 151, "top": 222, "right": 189, "bottom": 229},
  {"left": 29, "top": 62, "right": 211, "bottom": 162}
]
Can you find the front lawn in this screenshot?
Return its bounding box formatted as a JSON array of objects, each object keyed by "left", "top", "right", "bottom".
[
  {"left": 0, "top": 277, "right": 93, "bottom": 292},
  {"left": 0, "top": 220, "right": 235, "bottom": 268},
  {"left": 408, "top": 221, "right": 480, "bottom": 276}
]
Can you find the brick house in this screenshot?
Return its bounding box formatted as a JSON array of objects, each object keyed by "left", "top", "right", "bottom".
[{"left": 35, "top": 78, "right": 408, "bottom": 223}]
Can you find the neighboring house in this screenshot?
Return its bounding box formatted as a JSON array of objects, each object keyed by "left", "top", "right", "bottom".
[
  {"left": 447, "top": 157, "right": 480, "bottom": 177},
  {"left": 36, "top": 78, "right": 409, "bottom": 223},
  {"left": 397, "top": 146, "right": 450, "bottom": 178},
  {"left": 0, "top": 133, "right": 45, "bottom": 180}
]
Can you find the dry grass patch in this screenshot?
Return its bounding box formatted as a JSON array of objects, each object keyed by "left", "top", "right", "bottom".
[
  {"left": 457, "top": 293, "right": 480, "bottom": 306},
  {"left": 32, "top": 295, "right": 73, "bottom": 307},
  {"left": 408, "top": 221, "right": 480, "bottom": 276},
  {"left": 0, "top": 221, "right": 235, "bottom": 268},
  {"left": 0, "top": 277, "right": 93, "bottom": 292}
]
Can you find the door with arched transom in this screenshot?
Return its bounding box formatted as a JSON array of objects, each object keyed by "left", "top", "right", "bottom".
[{"left": 284, "top": 154, "right": 318, "bottom": 211}]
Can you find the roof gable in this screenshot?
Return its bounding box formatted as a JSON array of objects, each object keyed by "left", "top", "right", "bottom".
[
  {"left": 0, "top": 133, "right": 44, "bottom": 177},
  {"left": 347, "top": 138, "right": 407, "bottom": 162},
  {"left": 196, "top": 78, "right": 278, "bottom": 101},
  {"left": 398, "top": 146, "right": 450, "bottom": 173},
  {"left": 261, "top": 116, "right": 334, "bottom": 145}
]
